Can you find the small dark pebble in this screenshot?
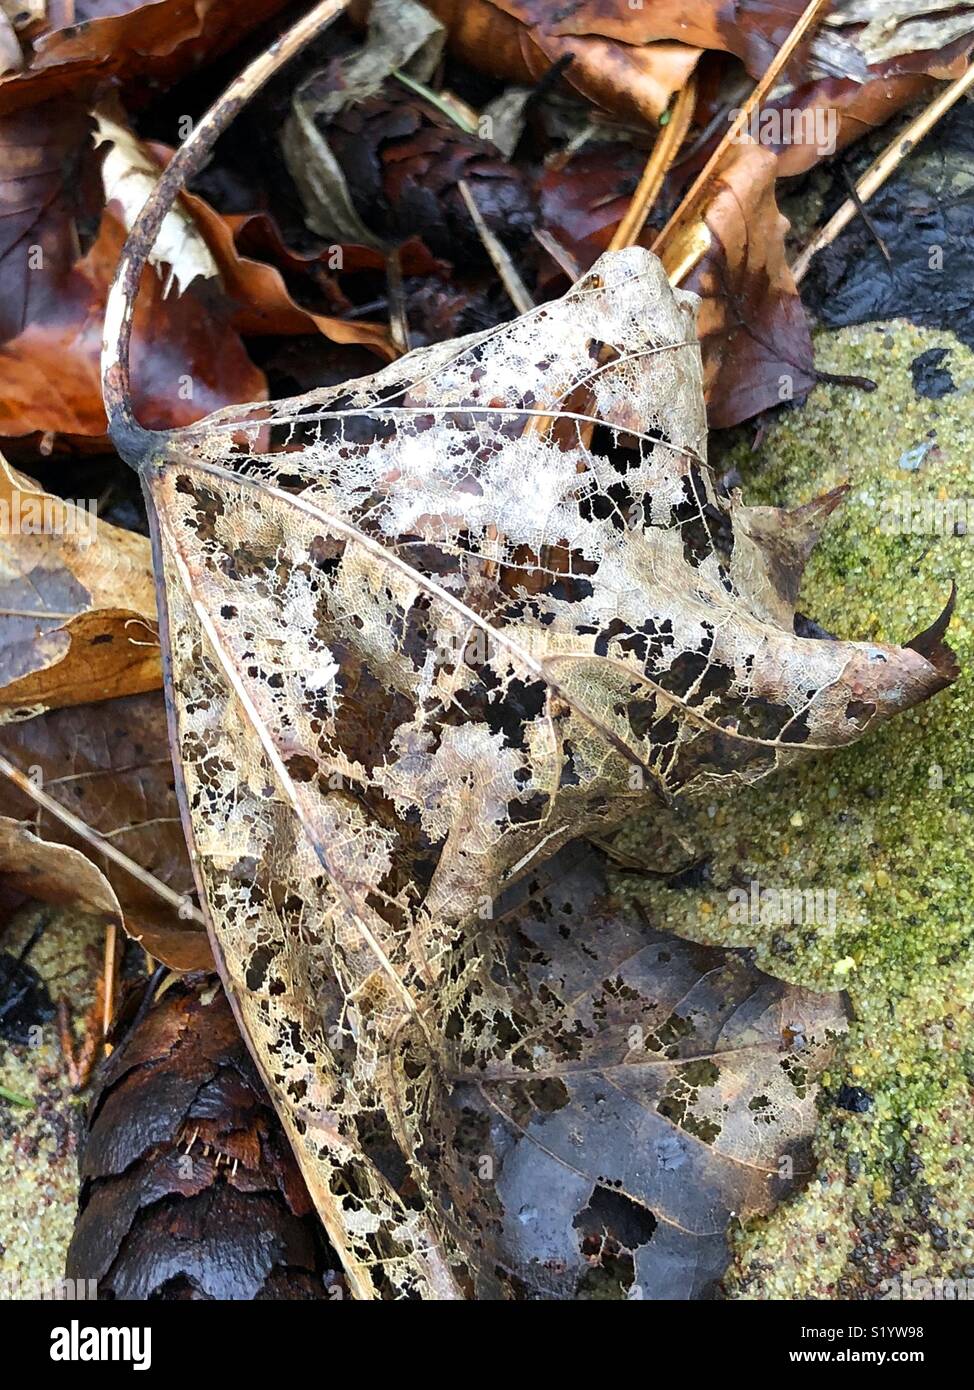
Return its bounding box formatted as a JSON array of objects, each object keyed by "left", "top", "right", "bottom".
[
  {"left": 0, "top": 951, "right": 55, "bottom": 1044},
  {"left": 929, "top": 1225, "right": 950, "bottom": 1252},
  {"left": 836, "top": 1083, "right": 873, "bottom": 1113},
  {"left": 910, "top": 347, "right": 955, "bottom": 400}
]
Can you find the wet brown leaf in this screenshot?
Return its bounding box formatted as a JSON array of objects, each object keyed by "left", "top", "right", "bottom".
[
  {"left": 177, "top": 176, "right": 397, "bottom": 359},
  {"left": 0, "top": 189, "right": 267, "bottom": 441},
  {"left": 407, "top": 0, "right": 701, "bottom": 125},
  {"left": 0, "top": 456, "right": 160, "bottom": 715},
  {"left": 0, "top": 100, "right": 102, "bottom": 343},
  {"left": 0, "top": 692, "right": 206, "bottom": 970},
  {"left": 676, "top": 141, "right": 817, "bottom": 428},
  {"left": 0, "top": 813, "right": 121, "bottom": 920},
  {"left": 0, "top": 0, "right": 297, "bottom": 115}
]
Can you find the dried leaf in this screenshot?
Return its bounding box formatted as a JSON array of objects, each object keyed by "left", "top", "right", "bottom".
[
  {"left": 0, "top": 692, "right": 206, "bottom": 970},
  {"left": 284, "top": 0, "right": 534, "bottom": 262},
  {"left": 287, "top": 90, "right": 537, "bottom": 264},
  {"left": 402, "top": 0, "right": 701, "bottom": 125},
  {"left": 0, "top": 92, "right": 399, "bottom": 441},
  {"left": 746, "top": 72, "right": 936, "bottom": 178},
  {"left": 93, "top": 102, "right": 221, "bottom": 296},
  {"left": 66, "top": 973, "right": 340, "bottom": 1299},
  {"left": 176, "top": 177, "right": 397, "bottom": 359},
  {"left": 484, "top": 0, "right": 818, "bottom": 78},
  {"left": 0, "top": 814, "right": 121, "bottom": 921},
  {"left": 0, "top": 196, "right": 267, "bottom": 441},
  {"left": 0, "top": 456, "right": 160, "bottom": 715},
  {"left": 677, "top": 142, "right": 817, "bottom": 428},
  {"left": 439, "top": 849, "right": 847, "bottom": 1299},
  {"left": 0, "top": 0, "right": 297, "bottom": 115},
  {"left": 137, "top": 247, "right": 953, "bottom": 1297},
  {"left": 421, "top": 0, "right": 969, "bottom": 106},
  {"left": 821, "top": 0, "right": 974, "bottom": 69}
]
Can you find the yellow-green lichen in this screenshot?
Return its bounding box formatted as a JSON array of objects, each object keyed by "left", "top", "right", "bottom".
[
  {"left": 614, "top": 321, "right": 974, "bottom": 1299},
  {"left": 0, "top": 904, "right": 101, "bottom": 1296}
]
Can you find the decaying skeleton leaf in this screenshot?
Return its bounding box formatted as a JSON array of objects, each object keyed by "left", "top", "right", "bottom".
[{"left": 125, "top": 248, "right": 952, "bottom": 1298}]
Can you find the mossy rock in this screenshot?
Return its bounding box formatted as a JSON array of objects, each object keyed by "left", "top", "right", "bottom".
[
  {"left": 0, "top": 904, "right": 101, "bottom": 1293},
  {"left": 614, "top": 320, "right": 974, "bottom": 1299}
]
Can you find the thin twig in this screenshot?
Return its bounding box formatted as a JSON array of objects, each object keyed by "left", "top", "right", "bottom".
[
  {"left": 531, "top": 226, "right": 582, "bottom": 280},
  {"left": 791, "top": 62, "right": 974, "bottom": 284},
  {"left": 653, "top": 0, "right": 831, "bottom": 260},
  {"left": 57, "top": 999, "right": 80, "bottom": 1089},
  {"left": 0, "top": 1082, "right": 32, "bottom": 1108},
  {"left": 72, "top": 973, "right": 107, "bottom": 1091},
  {"left": 608, "top": 76, "right": 697, "bottom": 252},
  {"left": 841, "top": 163, "right": 890, "bottom": 264},
  {"left": 458, "top": 180, "right": 534, "bottom": 314},
  {"left": 101, "top": 920, "right": 118, "bottom": 1045},
  {"left": 385, "top": 246, "right": 412, "bottom": 354},
  {"left": 0, "top": 751, "right": 207, "bottom": 925}
]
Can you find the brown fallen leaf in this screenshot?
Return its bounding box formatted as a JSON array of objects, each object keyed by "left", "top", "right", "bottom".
[
  {"left": 420, "top": 0, "right": 961, "bottom": 186},
  {"left": 676, "top": 140, "right": 817, "bottom": 428},
  {"left": 422, "top": 0, "right": 971, "bottom": 104},
  {"left": 0, "top": 191, "right": 267, "bottom": 442},
  {"left": 0, "top": 99, "right": 103, "bottom": 343},
  {"left": 487, "top": 0, "right": 820, "bottom": 78},
  {"left": 0, "top": 0, "right": 297, "bottom": 115},
  {"left": 0, "top": 92, "right": 407, "bottom": 443},
  {"left": 66, "top": 972, "right": 341, "bottom": 1299},
  {"left": 0, "top": 455, "right": 160, "bottom": 716},
  {"left": 177, "top": 176, "right": 397, "bottom": 360},
  {"left": 749, "top": 72, "right": 936, "bottom": 178},
  {"left": 438, "top": 848, "right": 847, "bottom": 1299},
  {"left": 0, "top": 692, "right": 207, "bottom": 970},
  {"left": 0, "top": 815, "right": 121, "bottom": 928},
  {"left": 99, "top": 3, "right": 956, "bottom": 1298},
  {"left": 92, "top": 106, "right": 398, "bottom": 358},
  {"left": 538, "top": 139, "right": 815, "bottom": 428},
  {"left": 402, "top": 0, "right": 701, "bottom": 125}
]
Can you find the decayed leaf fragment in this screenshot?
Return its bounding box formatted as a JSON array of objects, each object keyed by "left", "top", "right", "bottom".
[
  {"left": 0, "top": 455, "right": 160, "bottom": 717},
  {"left": 93, "top": 103, "right": 221, "bottom": 297},
  {"left": 134, "top": 246, "right": 954, "bottom": 1298},
  {"left": 440, "top": 849, "right": 847, "bottom": 1299}
]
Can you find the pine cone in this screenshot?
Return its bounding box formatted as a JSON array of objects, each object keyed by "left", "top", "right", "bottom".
[
  {"left": 326, "top": 92, "right": 536, "bottom": 261},
  {"left": 65, "top": 974, "right": 343, "bottom": 1300}
]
